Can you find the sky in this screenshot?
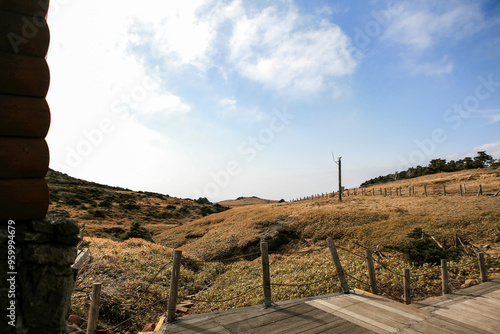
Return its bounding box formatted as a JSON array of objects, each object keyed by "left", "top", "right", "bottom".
[{"left": 46, "top": 0, "right": 500, "bottom": 202}]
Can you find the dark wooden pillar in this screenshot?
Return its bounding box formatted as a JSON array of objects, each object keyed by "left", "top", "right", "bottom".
[{"left": 0, "top": 0, "right": 51, "bottom": 221}]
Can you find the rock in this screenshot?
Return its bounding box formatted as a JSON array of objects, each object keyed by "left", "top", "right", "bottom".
[
  {"left": 67, "top": 323, "right": 83, "bottom": 333},
  {"left": 68, "top": 314, "right": 84, "bottom": 327},
  {"left": 461, "top": 278, "right": 480, "bottom": 289},
  {"left": 22, "top": 243, "right": 77, "bottom": 266},
  {"left": 19, "top": 265, "right": 75, "bottom": 329},
  {"left": 0, "top": 210, "right": 80, "bottom": 333},
  {"left": 142, "top": 323, "right": 155, "bottom": 331}
]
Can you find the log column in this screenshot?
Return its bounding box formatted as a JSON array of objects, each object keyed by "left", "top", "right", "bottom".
[{"left": 0, "top": 2, "right": 61, "bottom": 333}]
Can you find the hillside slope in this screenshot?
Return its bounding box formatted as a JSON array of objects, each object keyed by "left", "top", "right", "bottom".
[
  {"left": 156, "top": 168, "right": 500, "bottom": 259},
  {"left": 46, "top": 169, "right": 229, "bottom": 238}
]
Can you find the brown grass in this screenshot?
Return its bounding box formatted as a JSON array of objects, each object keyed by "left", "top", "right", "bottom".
[{"left": 154, "top": 169, "right": 500, "bottom": 260}]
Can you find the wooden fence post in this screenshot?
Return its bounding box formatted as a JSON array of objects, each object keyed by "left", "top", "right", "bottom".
[
  {"left": 478, "top": 253, "right": 488, "bottom": 282},
  {"left": 477, "top": 185, "right": 483, "bottom": 196},
  {"left": 441, "top": 259, "right": 450, "bottom": 295},
  {"left": 261, "top": 241, "right": 272, "bottom": 307},
  {"left": 327, "top": 237, "right": 349, "bottom": 293},
  {"left": 443, "top": 185, "right": 446, "bottom": 196},
  {"left": 365, "top": 249, "right": 378, "bottom": 294},
  {"left": 460, "top": 184, "right": 463, "bottom": 196},
  {"left": 167, "top": 250, "right": 182, "bottom": 323},
  {"left": 403, "top": 269, "right": 411, "bottom": 305},
  {"left": 424, "top": 185, "right": 427, "bottom": 197},
  {"left": 463, "top": 184, "right": 466, "bottom": 194},
  {"left": 87, "top": 282, "right": 102, "bottom": 334},
  {"left": 390, "top": 188, "right": 392, "bottom": 196}
]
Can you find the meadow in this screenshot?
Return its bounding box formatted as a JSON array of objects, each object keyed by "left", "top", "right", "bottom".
[{"left": 49, "top": 168, "right": 500, "bottom": 333}]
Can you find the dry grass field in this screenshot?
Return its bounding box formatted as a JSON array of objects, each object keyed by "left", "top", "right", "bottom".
[
  {"left": 51, "top": 168, "right": 500, "bottom": 333},
  {"left": 217, "top": 196, "right": 280, "bottom": 207},
  {"left": 157, "top": 168, "right": 500, "bottom": 259}
]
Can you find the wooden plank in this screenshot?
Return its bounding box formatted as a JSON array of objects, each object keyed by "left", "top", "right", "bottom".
[
  {"left": 262, "top": 310, "right": 367, "bottom": 334},
  {"left": 405, "top": 314, "right": 486, "bottom": 334},
  {"left": 447, "top": 299, "right": 500, "bottom": 321},
  {"left": 0, "top": 137, "right": 49, "bottom": 178},
  {"left": 222, "top": 303, "right": 314, "bottom": 331},
  {"left": 311, "top": 319, "right": 373, "bottom": 334},
  {"left": 0, "top": 178, "right": 49, "bottom": 220},
  {"left": 307, "top": 300, "right": 388, "bottom": 333},
  {"left": 0, "top": 10, "right": 49, "bottom": 57},
  {"left": 0, "top": 51, "right": 50, "bottom": 97},
  {"left": 347, "top": 294, "right": 425, "bottom": 321},
  {"left": 0, "top": 0, "right": 49, "bottom": 17},
  {"left": 326, "top": 296, "right": 422, "bottom": 329},
  {"left": 236, "top": 304, "right": 337, "bottom": 334},
  {"left": 434, "top": 305, "right": 499, "bottom": 333},
  {"left": 164, "top": 317, "right": 228, "bottom": 334},
  {"left": 0, "top": 94, "right": 50, "bottom": 137},
  {"left": 308, "top": 299, "right": 398, "bottom": 333},
  {"left": 71, "top": 248, "right": 89, "bottom": 271}
]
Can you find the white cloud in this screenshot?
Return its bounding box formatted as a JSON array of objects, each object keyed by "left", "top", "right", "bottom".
[
  {"left": 126, "top": 1, "right": 357, "bottom": 97},
  {"left": 410, "top": 56, "right": 454, "bottom": 76},
  {"left": 381, "top": 1, "right": 486, "bottom": 77},
  {"left": 139, "top": 92, "right": 191, "bottom": 114},
  {"left": 229, "top": 5, "right": 357, "bottom": 96},
  {"left": 466, "top": 142, "right": 500, "bottom": 158},
  {"left": 219, "top": 98, "right": 237, "bottom": 110},
  {"left": 384, "top": 1, "right": 484, "bottom": 50},
  {"left": 470, "top": 109, "right": 500, "bottom": 124}
]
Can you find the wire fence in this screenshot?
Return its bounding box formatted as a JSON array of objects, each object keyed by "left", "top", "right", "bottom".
[
  {"left": 73, "top": 236, "right": 493, "bottom": 333},
  {"left": 292, "top": 181, "right": 500, "bottom": 202}
]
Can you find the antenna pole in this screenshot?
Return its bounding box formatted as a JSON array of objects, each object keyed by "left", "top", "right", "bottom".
[{"left": 332, "top": 153, "right": 342, "bottom": 201}]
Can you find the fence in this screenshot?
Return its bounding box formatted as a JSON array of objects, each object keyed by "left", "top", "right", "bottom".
[
  {"left": 292, "top": 182, "right": 500, "bottom": 202},
  {"left": 76, "top": 237, "right": 491, "bottom": 333}
]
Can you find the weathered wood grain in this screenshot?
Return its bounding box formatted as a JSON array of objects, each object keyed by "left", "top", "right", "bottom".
[
  {"left": 0, "top": 51, "right": 50, "bottom": 97},
  {"left": 0, "top": 10, "right": 49, "bottom": 57},
  {"left": 0, "top": 178, "right": 49, "bottom": 220},
  {"left": 0, "top": 137, "right": 49, "bottom": 178},
  {"left": 0, "top": 0, "right": 49, "bottom": 17},
  {"left": 0, "top": 94, "right": 50, "bottom": 137}
]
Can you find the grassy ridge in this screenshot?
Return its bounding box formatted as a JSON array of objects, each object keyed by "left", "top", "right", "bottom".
[{"left": 54, "top": 168, "right": 500, "bottom": 332}]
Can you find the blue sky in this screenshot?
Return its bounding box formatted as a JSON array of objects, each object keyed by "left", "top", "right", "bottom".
[{"left": 46, "top": 0, "right": 500, "bottom": 201}]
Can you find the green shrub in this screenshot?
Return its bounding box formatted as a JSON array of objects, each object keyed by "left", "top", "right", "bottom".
[
  {"left": 385, "top": 227, "right": 462, "bottom": 266},
  {"left": 195, "top": 197, "right": 211, "bottom": 205},
  {"left": 65, "top": 198, "right": 81, "bottom": 206},
  {"left": 94, "top": 210, "right": 106, "bottom": 218},
  {"left": 98, "top": 198, "right": 113, "bottom": 208},
  {"left": 119, "top": 222, "right": 153, "bottom": 242},
  {"left": 120, "top": 203, "right": 141, "bottom": 211}
]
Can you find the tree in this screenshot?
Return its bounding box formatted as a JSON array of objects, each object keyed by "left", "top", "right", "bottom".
[
  {"left": 428, "top": 158, "right": 447, "bottom": 173},
  {"left": 473, "top": 151, "right": 494, "bottom": 168}
]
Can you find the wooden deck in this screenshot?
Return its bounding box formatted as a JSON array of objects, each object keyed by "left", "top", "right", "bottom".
[{"left": 142, "top": 279, "right": 500, "bottom": 334}]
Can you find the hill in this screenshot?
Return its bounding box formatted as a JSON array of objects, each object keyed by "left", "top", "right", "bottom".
[
  {"left": 156, "top": 168, "right": 500, "bottom": 260},
  {"left": 47, "top": 168, "right": 500, "bottom": 333},
  {"left": 217, "top": 196, "right": 280, "bottom": 207},
  {"left": 45, "top": 169, "right": 230, "bottom": 239}
]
